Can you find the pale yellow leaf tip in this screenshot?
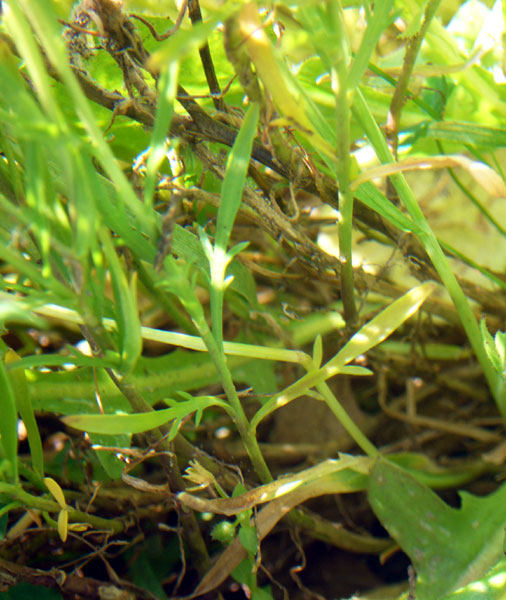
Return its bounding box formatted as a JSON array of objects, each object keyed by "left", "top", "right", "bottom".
[
  {"left": 57, "top": 510, "right": 68, "bottom": 543},
  {"left": 44, "top": 477, "right": 67, "bottom": 510}
]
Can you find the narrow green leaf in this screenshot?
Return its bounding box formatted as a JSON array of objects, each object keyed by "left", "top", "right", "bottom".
[
  {"left": 347, "top": 0, "right": 395, "bottom": 89},
  {"left": 7, "top": 350, "right": 44, "bottom": 478},
  {"left": 331, "top": 283, "right": 435, "bottom": 368},
  {"left": 27, "top": 351, "right": 252, "bottom": 415},
  {"left": 62, "top": 397, "right": 227, "bottom": 435},
  {"left": 143, "top": 61, "right": 178, "bottom": 210},
  {"left": 100, "top": 230, "right": 142, "bottom": 374},
  {"left": 355, "top": 181, "right": 421, "bottom": 234},
  {"left": 216, "top": 103, "right": 260, "bottom": 250},
  {"left": 312, "top": 335, "right": 323, "bottom": 369},
  {"left": 251, "top": 284, "right": 433, "bottom": 432},
  {"left": 4, "top": 1, "right": 67, "bottom": 130},
  {"left": 14, "top": 0, "right": 157, "bottom": 240},
  {"left": 172, "top": 225, "right": 258, "bottom": 309},
  {"left": 481, "top": 320, "right": 504, "bottom": 375},
  {"left": 209, "top": 102, "right": 259, "bottom": 347},
  {"left": 71, "top": 152, "right": 100, "bottom": 259},
  {"left": 0, "top": 357, "right": 18, "bottom": 482},
  {"left": 407, "top": 121, "right": 506, "bottom": 149}
]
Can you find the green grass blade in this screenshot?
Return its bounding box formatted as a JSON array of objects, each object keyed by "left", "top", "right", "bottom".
[
  {"left": 143, "top": 62, "right": 178, "bottom": 211},
  {"left": 100, "top": 230, "right": 142, "bottom": 374},
  {"left": 347, "top": 0, "right": 395, "bottom": 90},
  {"left": 209, "top": 102, "right": 259, "bottom": 348},
  {"left": 331, "top": 283, "right": 435, "bottom": 368},
  {"left": 14, "top": 0, "right": 158, "bottom": 241},
  {"left": 3, "top": 1, "right": 67, "bottom": 130},
  {"left": 6, "top": 350, "right": 44, "bottom": 479},
  {"left": 62, "top": 397, "right": 228, "bottom": 435},
  {"left": 216, "top": 103, "right": 259, "bottom": 250},
  {"left": 0, "top": 356, "right": 18, "bottom": 482}
]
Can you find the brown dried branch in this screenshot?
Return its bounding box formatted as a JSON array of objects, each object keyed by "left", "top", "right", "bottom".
[{"left": 0, "top": 556, "right": 156, "bottom": 600}]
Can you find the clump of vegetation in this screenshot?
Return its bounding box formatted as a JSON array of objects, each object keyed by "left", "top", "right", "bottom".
[{"left": 1, "top": 0, "right": 506, "bottom": 599}]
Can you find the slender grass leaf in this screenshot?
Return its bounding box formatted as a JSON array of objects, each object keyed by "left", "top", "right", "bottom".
[
  {"left": 70, "top": 152, "right": 100, "bottom": 258},
  {"left": 216, "top": 103, "right": 259, "bottom": 250},
  {"left": 0, "top": 357, "right": 18, "bottom": 482},
  {"left": 7, "top": 353, "right": 120, "bottom": 371},
  {"left": 353, "top": 87, "right": 506, "bottom": 415},
  {"left": 347, "top": 0, "right": 396, "bottom": 89},
  {"left": 100, "top": 230, "right": 142, "bottom": 374},
  {"left": 480, "top": 320, "right": 506, "bottom": 378},
  {"left": 173, "top": 225, "right": 258, "bottom": 309},
  {"left": 0, "top": 237, "right": 72, "bottom": 300},
  {"left": 14, "top": 0, "right": 157, "bottom": 240},
  {"left": 95, "top": 176, "right": 156, "bottom": 263},
  {"left": 251, "top": 284, "right": 433, "bottom": 431},
  {"left": 355, "top": 181, "right": 422, "bottom": 234},
  {"left": 407, "top": 120, "right": 506, "bottom": 149},
  {"left": 207, "top": 102, "right": 259, "bottom": 346},
  {"left": 440, "top": 240, "right": 506, "bottom": 292},
  {"left": 6, "top": 350, "right": 44, "bottom": 478},
  {"left": 23, "top": 143, "right": 54, "bottom": 279},
  {"left": 331, "top": 283, "right": 435, "bottom": 368},
  {"left": 62, "top": 397, "right": 228, "bottom": 435},
  {"left": 27, "top": 351, "right": 252, "bottom": 415},
  {"left": 4, "top": 2, "right": 67, "bottom": 130},
  {"left": 144, "top": 62, "right": 178, "bottom": 210}
]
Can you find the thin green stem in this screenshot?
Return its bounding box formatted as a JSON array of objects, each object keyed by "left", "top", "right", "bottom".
[
  {"left": 316, "top": 380, "right": 379, "bottom": 457},
  {"left": 209, "top": 259, "right": 226, "bottom": 349},
  {"left": 328, "top": 0, "right": 358, "bottom": 327},
  {"left": 387, "top": 0, "right": 442, "bottom": 156},
  {"left": 198, "top": 322, "right": 272, "bottom": 483},
  {"left": 33, "top": 301, "right": 310, "bottom": 364}
]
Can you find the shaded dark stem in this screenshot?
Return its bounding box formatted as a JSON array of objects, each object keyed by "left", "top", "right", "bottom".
[
  {"left": 0, "top": 556, "right": 158, "bottom": 600},
  {"left": 187, "top": 0, "right": 225, "bottom": 112},
  {"left": 386, "top": 0, "right": 443, "bottom": 158}
]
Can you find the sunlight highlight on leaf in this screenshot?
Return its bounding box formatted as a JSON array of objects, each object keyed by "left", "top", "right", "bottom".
[
  {"left": 352, "top": 155, "right": 506, "bottom": 198},
  {"left": 331, "top": 282, "right": 435, "bottom": 368},
  {"left": 44, "top": 477, "right": 66, "bottom": 509}
]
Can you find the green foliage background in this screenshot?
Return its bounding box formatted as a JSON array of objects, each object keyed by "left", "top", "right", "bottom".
[{"left": 0, "top": 0, "right": 506, "bottom": 598}]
